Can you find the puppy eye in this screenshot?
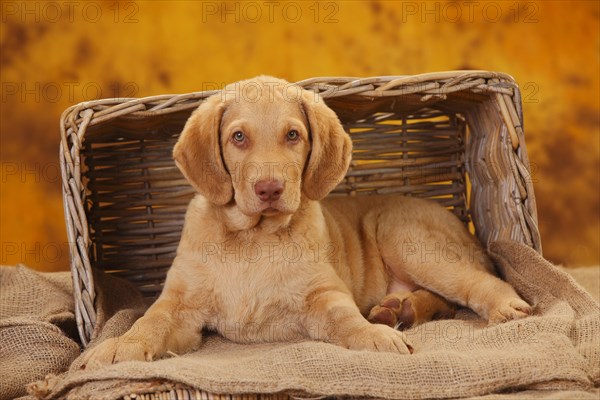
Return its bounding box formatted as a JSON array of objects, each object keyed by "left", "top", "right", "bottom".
[
  {"left": 287, "top": 130, "right": 299, "bottom": 142},
  {"left": 233, "top": 131, "right": 245, "bottom": 142}
]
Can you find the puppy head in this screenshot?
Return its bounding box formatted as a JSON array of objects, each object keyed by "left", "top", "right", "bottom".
[{"left": 173, "top": 76, "right": 352, "bottom": 218}]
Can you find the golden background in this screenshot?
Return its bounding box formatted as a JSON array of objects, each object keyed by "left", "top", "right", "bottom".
[{"left": 1, "top": 0, "right": 598, "bottom": 271}]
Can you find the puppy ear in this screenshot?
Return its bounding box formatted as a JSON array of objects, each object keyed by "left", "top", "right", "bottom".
[
  {"left": 173, "top": 95, "right": 233, "bottom": 205},
  {"left": 301, "top": 90, "right": 353, "bottom": 200}
]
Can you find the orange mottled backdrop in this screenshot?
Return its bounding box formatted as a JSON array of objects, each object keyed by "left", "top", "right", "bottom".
[{"left": 1, "top": 0, "right": 599, "bottom": 271}]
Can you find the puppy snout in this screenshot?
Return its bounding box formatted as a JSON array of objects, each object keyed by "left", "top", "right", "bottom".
[{"left": 254, "top": 180, "right": 284, "bottom": 202}]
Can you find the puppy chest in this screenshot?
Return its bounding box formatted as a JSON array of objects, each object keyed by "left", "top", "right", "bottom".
[
  {"left": 207, "top": 259, "right": 309, "bottom": 341},
  {"left": 211, "top": 277, "right": 307, "bottom": 342}
]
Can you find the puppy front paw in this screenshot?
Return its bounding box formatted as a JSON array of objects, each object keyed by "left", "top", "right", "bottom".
[
  {"left": 340, "top": 324, "right": 413, "bottom": 354},
  {"left": 488, "top": 297, "right": 532, "bottom": 324},
  {"left": 80, "top": 335, "right": 156, "bottom": 371}
]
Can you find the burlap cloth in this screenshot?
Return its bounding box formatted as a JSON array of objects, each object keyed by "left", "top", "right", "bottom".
[{"left": 1, "top": 241, "right": 599, "bottom": 400}]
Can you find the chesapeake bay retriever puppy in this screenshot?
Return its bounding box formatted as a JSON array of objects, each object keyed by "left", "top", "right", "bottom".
[{"left": 82, "top": 76, "right": 531, "bottom": 368}]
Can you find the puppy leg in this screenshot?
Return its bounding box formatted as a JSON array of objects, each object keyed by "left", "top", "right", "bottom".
[
  {"left": 303, "top": 285, "right": 413, "bottom": 354},
  {"left": 81, "top": 269, "right": 206, "bottom": 370},
  {"left": 368, "top": 289, "right": 456, "bottom": 329},
  {"left": 451, "top": 268, "right": 532, "bottom": 324},
  {"left": 394, "top": 259, "right": 532, "bottom": 324},
  {"left": 80, "top": 296, "right": 204, "bottom": 370},
  {"left": 377, "top": 220, "right": 531, "bottom": 325}
]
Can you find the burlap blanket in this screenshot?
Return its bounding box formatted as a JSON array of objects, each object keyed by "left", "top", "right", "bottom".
[{"left": 1, "top": 241, "right": 599, "bottom": 400}]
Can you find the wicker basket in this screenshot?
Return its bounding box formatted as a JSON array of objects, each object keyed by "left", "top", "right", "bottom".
[{"left": 60, "top": 71, "right": 541, "bottom": 348}]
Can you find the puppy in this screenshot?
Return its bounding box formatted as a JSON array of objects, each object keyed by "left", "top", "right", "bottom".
[{"left": 82, "top": 76, "right": 531, "bottom": 367}]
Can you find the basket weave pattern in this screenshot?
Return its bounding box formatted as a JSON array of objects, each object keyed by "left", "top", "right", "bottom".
[{"left": 59, "top": 71, "right": 541, "bottom": 346}]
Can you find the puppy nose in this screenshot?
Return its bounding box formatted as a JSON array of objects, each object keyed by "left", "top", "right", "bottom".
[{"left": 254, "top": 180, "right": 284, "bottom": 202}]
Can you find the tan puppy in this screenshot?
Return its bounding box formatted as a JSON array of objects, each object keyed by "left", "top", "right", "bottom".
[{"left": 82, "top": 77, "right": 531, "bottom": 368}]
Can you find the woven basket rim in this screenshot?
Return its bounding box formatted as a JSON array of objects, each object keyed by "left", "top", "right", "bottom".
[{"left": 59, "top": 70, "right": 517, "bottom": 116}]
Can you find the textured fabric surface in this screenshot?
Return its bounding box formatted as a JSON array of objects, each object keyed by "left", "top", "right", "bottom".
[
  {"left": 0, "top": 265, "right": 145, "bottom": 400},
  {"left": 0, "top": 266, "right": 80, "bottom": 400},
  {"left": 2, "top": 241, "right": 599, "bottom": 400},
  {"left": 563, "top": 266, "right": 600, "bottom": 301},
  {"left": 468, "top": 388, "right": 600, "bottom": 399}
]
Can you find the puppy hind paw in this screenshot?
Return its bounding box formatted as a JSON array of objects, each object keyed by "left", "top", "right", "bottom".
[
  {"left": 488, "top": 298, "right": 533, "bottom": 324},
  {"left": 368, "top": 305, "right": 398, "bottom": 327},
  {"left": 367, "top": 296, "right": 415, "bottom": 330}
]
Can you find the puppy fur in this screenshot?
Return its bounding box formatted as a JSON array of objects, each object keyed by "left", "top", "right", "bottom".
[{"left": 82, "top": 77, "right": 531, "bottom": 368}]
